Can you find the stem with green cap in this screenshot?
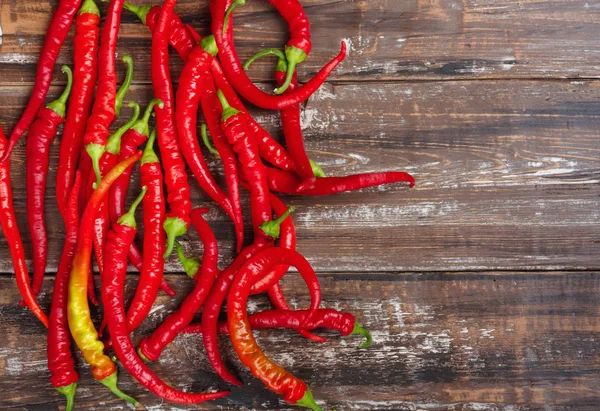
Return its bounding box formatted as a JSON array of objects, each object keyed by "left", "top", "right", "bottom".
[
  {"left": 217, "top": 89, "right": 242, "bottom": 121},
  {"left": 106, "top": 102, "right": 140, "bottom": 155},
  {"left": 46, "top": 65, "right": 73, "bottom": 117},
  {"left": 222, "top": 0, "right": 245, "bottom": 35},
  {"left": 310, "top": 160, "right": 326, "bottom": 178},
  {"left": 163, "top": 218, "right": 188, "bottom": 259},
  {"left": 296, "top": 389, "right": 322, "bottom": 411},
  {"left": 117, "top": 186, "right": 146, "bottom": 228},
  {"left": 80, "top": 0, "right": 100, "bottom": 15},
  {"left": 123, "top": 2, "right": 152, "bottom": 24},
  {"left": 274, "top": 46, "right": 307, "bottom": 95},
  {"left": 141, "top": 127, "right": 159, "bottom": 164},
  {"left": 132, "top": 98, "right": 163, "bottom": 137},
  {"left": 114, "top": 56, "right": 134, "bottom": 117},
  {"left": 55, "top": 383, "right": 77, "bottom": 411},
  {"left": 353, "top": 323, "right": 373, "bottom": 349},
  {"left": 243, "top": 48, "right": 287, "bottom": 71},
  {"left": 99, "top": 373, "right": 139, "bottom": 406},
  {"left": 175, "top": 241, "right": 201, "bottom": 279},
  {"left": 259, "top": 206, "right": 295, "bottom": 239},
  {"left": 200, "top": 123, "right": 219, "bottom": 156}
]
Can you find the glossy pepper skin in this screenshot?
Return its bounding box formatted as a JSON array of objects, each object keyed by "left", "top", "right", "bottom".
[
  {"left": 26, "top": 66, "right": 73, "bottom": 298},
  {"left": 67, "top": 152, "right": 141, "bottom": 406},
  {"left": 56, "top": 0, "right": 100, "bottom": 220},
  {"left": 176, "top": 36, "right": 242, "bottom": 248},
  {"left": 138, "top": 209, "right": 219, "bottom": 362},
  {"left": 152, "top": 0, "right": 193, "bottom": 259},
  {"left": 228, "top": 248, "right": 322, "bottom": 410},
  {"left": 48, "top": 172, "right": 82, "bottom": 411},
  {"left": 83, "top": 0, "right": 126, "bottom": 186},
  {"left": 210, "top": 0, "right": 346, "bottom": 111},
  {"left": 182, "top": 309, "right": 372, "bottom": 348},
  {"left": 0, "top": 126, "right": 48, "bottom": 327},
  {"left": 1, "top": 0, "right": 82, "bottom": 161},
  {"left": 102, "top": 190, "right": 230, "bottom": 404},
  {"left": 126, "top": 130, "right": 166, "bottom": 332}
]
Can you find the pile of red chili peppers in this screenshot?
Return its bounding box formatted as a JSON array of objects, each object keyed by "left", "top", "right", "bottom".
[{"left": 1, "top": 0, "right": 415, "bottom": 409}]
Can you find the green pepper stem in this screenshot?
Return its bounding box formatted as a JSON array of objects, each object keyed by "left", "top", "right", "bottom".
[
  {"left": 56, "top": 382, "right": 77, "bottom": 411},
  {"left": 217, "top": 90, "right": 242, "bottom": 122},
  {"left": 309, "top": 160, "right": 326, "bottom": 178},
  {"left": 141, "top": 128, "right": 159, "bottom": 165},
  {"left": 274, "top": 46, "right": 307, "bottom": 95},
  {"left": 201, "top": 123, "right": 220, "bottom": 156},
  {"left": 243, "top": 48, "right": 287, "bottom": 71},
  {"left": 99, "top": 372, "right": 139, "bottom": 406},
  {"left": 295, "top": 389, "right": 322, "bottom": 411},
  {"left": 201, "top": 35, "right": 218, "bottom": 56},
  {"left": 352, "top": 322, "right": 372, "bottom": 348},
  {"left": 259, "top": 206, "right": 296, "bottom": 239},
  {"left": 79, "top": 0, "right": 100, "bottom": 16},
  {"left": 123, "top": 2, "right": 152, "bottom": 24},
  {"left": 163, "top": 217, "right": 188, "bottom": 259},
  {"left": 175, "top": 241, "right": 201, "bottom": 278},
  {"left": 46, "top": 66, "right": 73, "bottom": 118},
  {"left": 131, "top": 98, "right": 163, "bottom": 136},
  {"left": 86, "top": 143, "right": 105, "bottom": 188},
  {"left": 114, "top": 56, "right": 134, "bottom": 117},
  {"left": 222, "top": 0, "right": 246, "bottom": 35},
  {"left": 117, "top": 186, "right": 147, "bottom": 228},
  {"left": 106, "top": 101, "right": 140, "bottom": 155}
]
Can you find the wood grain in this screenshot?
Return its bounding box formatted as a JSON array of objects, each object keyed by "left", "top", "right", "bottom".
[
  {"left": 2, "top": 273, "right": 600, "bottom": 410},
  {"left": 2, "top": 0, "right": 600, "bottom": 86}
]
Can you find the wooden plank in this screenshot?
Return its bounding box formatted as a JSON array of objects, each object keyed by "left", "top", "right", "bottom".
[
  {"left": 2, "top": 0, "right": 600, "bottom": 85},
  {"left": 1, "top": 272, "right": 600, "bottom": 410},
  {"left": 0, "top": 80, "right": 599, "bottom": 273}
]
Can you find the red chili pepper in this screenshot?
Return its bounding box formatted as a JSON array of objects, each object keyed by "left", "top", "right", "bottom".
[
  {"left": 137, "top": 208, "right": 219, "bottom": 362},
  {"left": 0, "top": 126, "right": 48, "bottom": 326},
  {"left": 1, "top": 0, "right": 82, "bottom": 161},
  {"left": 182, "top": 309, "right": 372, "bottom": 348},
  {"left": 210, "top": 0, "right": 346, "bottom": 110},
  {"left": 176, "top": 35, "right": 243, "bottom": 249},
  {"left": 125, "top": 130, "right": 167, "bottom": 332},
  {"left": 124, "top": 3, "right": 195, "bottom": 60},
  {"left": 48, "top": 172, "right": 82, "bottom": 411},
  {"left": 152, "top": 0, "right": 193, "bottom": 259},
  {"left": 83, "top": 0, "right": 126, "bottom": 186},
  {"left": 56, "top": 0, "right": 100, "bottom": 220},
  {"left": 228, "top": 248, "right": 322, "bottom": 409},
  {"left": 26, "top": 66, "right": 73, "bottom": 298},
  {"left": 68, "top": 151, "right": 141, "bottom": 406},
  {"left": 102, "top": 189, "right": 230, "bottom": 404}
]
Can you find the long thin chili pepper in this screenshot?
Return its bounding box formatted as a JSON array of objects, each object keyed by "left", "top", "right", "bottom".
[
  {"left": 228, "top": 247, "right": 322, "bottom": 409},
  {"left": 126, "top": 130, "right": 166, "bottom": 332},
  {"left": 183, "top": 309, "right": 372, "bottom": 347},
  {"left": 83, "top": 0, "right": 126, "bottom": 186},
  {"left": 67, "top": 152, "right": 141, "bottom": 405},
  {"left": 152, "top": 0, "right": 193, "bottom": 259},
  {"left": 138, "top": 208, "right": 219, "bottom": 362},
  {"left": 56, "top": 0, "right": 100, "bottom": 220},
  {"left": 211, "top": 0, "right": 346, "bottom": 111},
  {"left": 26, "top": 66, "right": 73, "bottom": 298},
  {"left": 176, "top": 35, "right": 242, "bottom": 248},
  {"left": 102, "top": 189, "right": 230, "bottom": 404},
  {"left": 0, "top": 126, "right": 48, "bottom": 326},
  {"left": 48, "top": 172, "right": 82, "bottom": 411},
  {"left": 1, "top": 0, "right": 82, "bottom": 161}
]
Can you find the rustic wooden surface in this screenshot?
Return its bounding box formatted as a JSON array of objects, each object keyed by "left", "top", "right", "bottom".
[{"left": 1, "top": 0, "right": 600, "bottom": 410}]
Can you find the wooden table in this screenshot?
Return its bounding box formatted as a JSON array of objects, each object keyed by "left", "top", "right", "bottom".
[{"left": 1, "top": 0, "right": 600, "bottom": 409}]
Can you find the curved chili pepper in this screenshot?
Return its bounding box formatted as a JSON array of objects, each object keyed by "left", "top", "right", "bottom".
[
  {"left": 26, "top": 66, "right": 73, "bottom": 298},
  {"left": 152, "top": 0, "right": 193, "bottom": 259},
  {"left": 0, "top": 127, "right": 48, "bottom": 326},
  {"left": 48, "top": 172, "right": 82, "bottom": 411},
  {"left": 200, "top": 78, "right": 244, "bottom": 252},
  {"left": 126, "top": 130, "right": 166, "bottom": 332},
  {"left": 102, "top": 190, "right": 230, "bottom": 404},
  {"left": 68, "top": 152, "right": 141, "bottom": 405},
  {"left": 228, "top": 247, "right": 322, "bottom": 409},
  {"left": 1, "top": 0, "right": 82, "bottom": 161},
  {"left": 183, "top": 309, "right": 372, "bottom": 347},
  {"left": 138, "top": 208, "right": 219, "bottom": 362},
  {"left": 246, "top": 50, "right": 315, "bottom": 180},
  {"left": 175, "top": 35, "right": 242, "bottom": 248},
  {"left": 83, "top": 0, "right": 126, "bottom": 186},
  {"left": 56, "top": 0, "right": 100, "bottom": 220},
  {"left": 211, "top": 0, "right": 346, "bottom": 110},
  {"left": 217, "top": 90, "right": 272, "bottom": 242}
]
